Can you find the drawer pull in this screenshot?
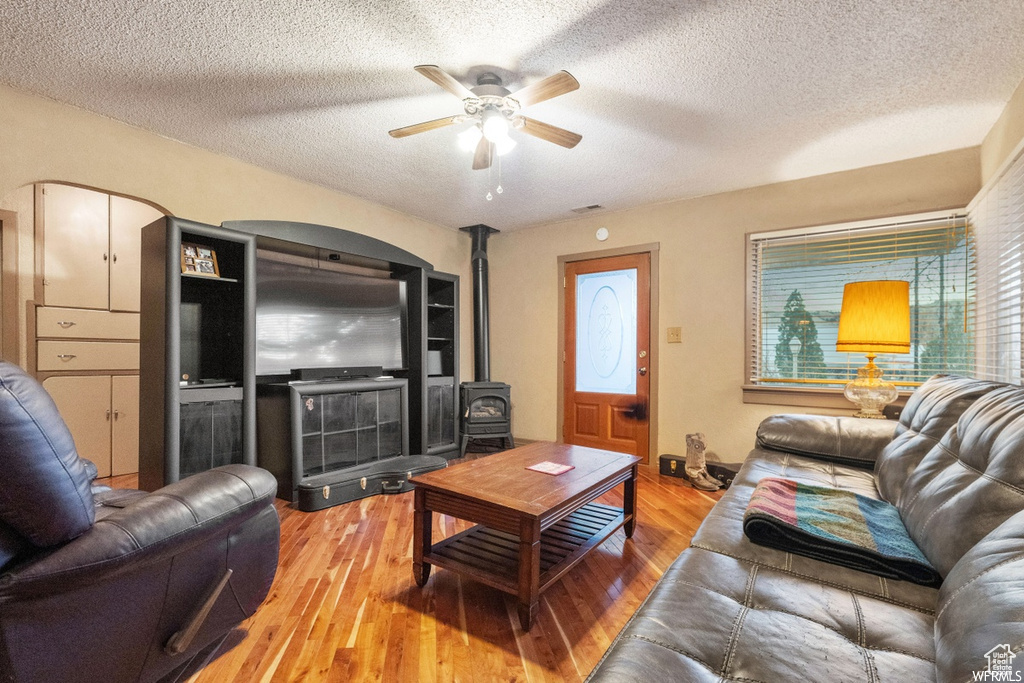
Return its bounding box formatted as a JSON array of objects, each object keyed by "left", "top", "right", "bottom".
[
  {"left": 56, "top": 354, "right": 77, "bottom": 361},
  {"left": 56, "top": 321, "right": 76, "bottom": 329},
  {"left": 113, "top": 409, "right": 120, "bottom": 420}
]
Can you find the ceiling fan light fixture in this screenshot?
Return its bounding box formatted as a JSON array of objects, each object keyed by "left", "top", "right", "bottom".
[
  {"left": 393, "top": 65, "right": 582, "bottom": 171},
  {"left": 457, "top": 125, "right": 483, "bottom": 152},
  {"left": 481, "top": 109, "right": 511, "bottom": 143},
  {"left": 495, "top": 136, "right": 517, "bottom": 156}
]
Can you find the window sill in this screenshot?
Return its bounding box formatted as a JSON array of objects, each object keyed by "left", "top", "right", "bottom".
[{"left": 742, "top": 385, "right": 910, "bottom": 412}]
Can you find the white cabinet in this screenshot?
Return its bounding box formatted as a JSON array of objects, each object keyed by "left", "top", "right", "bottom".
[
  {"left": 33, "top": 183, "right": 161, "bottom": 478},
  {"left": 42, "top": 375, "right": 139, "bottom": 477},
  {"left": 36, "top": 341, "right": 139, "bottom": 372},
  {"left": 39, "top": 184, "right": 108, "bottom": 309},
  {"left": 109, "top": 195, "right": 158, "bottom": 311},
  {"left": 36, "top": 307, "right": 139, "bottom": 340},
  {"left": 38, "top": 184, "right": 162, "bottom": 312},
  {"left": 111, "top": 375, "right": 140, "bottom": 476}
]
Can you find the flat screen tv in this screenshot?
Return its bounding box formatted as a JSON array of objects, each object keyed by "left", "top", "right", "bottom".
[{"left": 255, "top": 257, "right": 406, "bottom": 376}]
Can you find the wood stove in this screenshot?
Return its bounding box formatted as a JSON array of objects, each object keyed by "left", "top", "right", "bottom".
[
  {"left": 460, "top": 381, "right": 512, "bottom": 455},
  {"left": 458, "top": 224, "right": 513, "bottom": 455}
]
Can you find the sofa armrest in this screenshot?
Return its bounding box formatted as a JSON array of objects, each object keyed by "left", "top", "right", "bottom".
[
  {"left": 755, "top": 414, "right": 897, "bottom": 469},
  {"left": 0, "top": 465, "right": 278, "bottom": 600}
]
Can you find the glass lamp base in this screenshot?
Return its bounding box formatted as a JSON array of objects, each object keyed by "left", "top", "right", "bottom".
[{"left": 844, "top": 356, "right": 898, "bottom": 419}]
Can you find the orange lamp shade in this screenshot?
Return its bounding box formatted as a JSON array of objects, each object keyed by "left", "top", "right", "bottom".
[{"left": 836, "top": 280, "right": 911, "bottom": 354}]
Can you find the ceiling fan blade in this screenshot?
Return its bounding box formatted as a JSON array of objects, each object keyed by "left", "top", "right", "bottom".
[
  {"left": 472, "top": 137, "right": 494, "bottom": 170},
  {"left": 414, "top": 65, "right": 475, "bottom": 100},
  {"left": 509, "top": 71, "right": 579, "bottom": 108},
  {"left": 517, "top": 117, "right": 582, "bottom": 149},
  {"left": 388, "top": 115, "right": 460, "bottom": 138}
]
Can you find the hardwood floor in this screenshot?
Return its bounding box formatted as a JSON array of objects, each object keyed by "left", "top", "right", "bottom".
[{"left": 101, "top": 461, "right": 722, "bottom": 682}]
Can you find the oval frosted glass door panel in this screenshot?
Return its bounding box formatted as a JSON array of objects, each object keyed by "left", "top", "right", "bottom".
[{"left": 576, "top": 269, "right": 637, "bottom": 394}]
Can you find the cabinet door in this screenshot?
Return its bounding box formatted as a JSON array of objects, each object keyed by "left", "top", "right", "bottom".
[
  {"left": 109, "top": 196, "right": 162, "bottom": 312},
  {"left": 41, "top": 184, "right": 109, "bottom": 309},
  {"left": 42, "top": 375, "right": 112, "bottom": 477},
  {"left": 111, "top": 375, "right": 139, "bottom": 475}
]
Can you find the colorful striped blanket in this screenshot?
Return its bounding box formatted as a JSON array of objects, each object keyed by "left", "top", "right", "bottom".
[{"left": 743, "top": 477, "right": 941, "bottom": 586}]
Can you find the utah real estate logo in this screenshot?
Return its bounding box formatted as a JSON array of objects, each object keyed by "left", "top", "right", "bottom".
[{"left": 975, "top": 645, "right": 1021, "bottom": 681}]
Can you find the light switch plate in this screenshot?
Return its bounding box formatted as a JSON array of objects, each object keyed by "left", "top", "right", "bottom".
[{"left": 667, "top": 327, "right": 682, "bottom": 343}]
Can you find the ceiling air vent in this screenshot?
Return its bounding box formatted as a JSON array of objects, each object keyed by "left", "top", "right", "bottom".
[{"left": 571, "top": 204, "right": 604, "bottom": 214}]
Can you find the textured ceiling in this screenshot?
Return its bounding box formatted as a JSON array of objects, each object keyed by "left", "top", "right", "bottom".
[{"left": 2, "top": 1, "right": 1024, "bottom": 231}]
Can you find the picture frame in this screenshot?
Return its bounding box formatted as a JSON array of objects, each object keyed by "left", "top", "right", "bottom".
[{"left": 181, "top": 242, "right": 220, "bottom": 278}]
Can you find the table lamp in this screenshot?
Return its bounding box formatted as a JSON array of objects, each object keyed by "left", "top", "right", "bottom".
[{"left": 836, "top": 280, "right": 910, "bottom": 418}]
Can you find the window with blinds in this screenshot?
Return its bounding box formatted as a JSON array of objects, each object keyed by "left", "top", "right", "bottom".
[
  {"left": 748, "top": 214, "right": 973, "bottom": 389},
  {"left": 970, "top": 145, "right": 1024, "bottom": 384}
]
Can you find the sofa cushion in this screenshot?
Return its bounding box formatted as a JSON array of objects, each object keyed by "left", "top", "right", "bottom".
[
  {"left": 875, "top": 374, "right": 1003, "bottom": 504},
  {"left": 0, "top": 360, "right": 94, "bottom": 546},
  {"left": 756, "top": 414, "right": 897, "bottom": 468},
  {"left": 934, "top": 509, "right": 1024, "bottom": 681},
  {"left": 898, "top": 384, "right": 1024, "bottom": 577},
  {"left": 586, "top": 545, "right": 937, "bottom": 682}
]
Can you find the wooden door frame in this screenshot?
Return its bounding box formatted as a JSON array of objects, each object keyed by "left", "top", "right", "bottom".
[
  {"left": 0, "top": 209, "right": 19, "bottom": 362},
  {"left": 557, "top": 243, "right": 660, "bottom": 466}
]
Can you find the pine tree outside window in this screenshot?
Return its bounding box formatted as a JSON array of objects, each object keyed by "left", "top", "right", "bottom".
[{"left": 746, "top": 212, "right": 974, "bottom": 393}]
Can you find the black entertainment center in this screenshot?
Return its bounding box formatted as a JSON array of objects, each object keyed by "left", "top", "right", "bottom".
[{"left": 139, "top": 218, "right": 459, "bottom": 508}]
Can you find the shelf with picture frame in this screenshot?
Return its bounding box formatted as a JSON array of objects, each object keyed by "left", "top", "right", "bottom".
[{"left": 139, "top": 217, "right": 256, "bottom": 491}]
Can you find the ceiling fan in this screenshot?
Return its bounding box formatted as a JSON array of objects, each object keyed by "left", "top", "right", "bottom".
[{"left": 388, "top": 65, "right": 582, "bottom": 170}]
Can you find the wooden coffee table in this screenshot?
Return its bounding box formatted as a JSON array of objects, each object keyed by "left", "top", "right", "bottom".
[{"left": 410, "top": 442, "right": 640, "bottom": 630}]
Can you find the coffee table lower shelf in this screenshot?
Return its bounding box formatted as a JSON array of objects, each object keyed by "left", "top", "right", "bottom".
[{"left": 423, "top": 502, "right": 626, "bottom": 597}]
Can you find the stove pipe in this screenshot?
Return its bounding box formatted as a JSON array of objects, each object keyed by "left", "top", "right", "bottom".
[{"left": 459, "top": 224, "right": 499, "bottom": 382}]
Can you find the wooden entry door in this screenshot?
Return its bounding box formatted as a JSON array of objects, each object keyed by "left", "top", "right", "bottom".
[{"left": 563, "top": 253, "right": 650, "bottom": 461}]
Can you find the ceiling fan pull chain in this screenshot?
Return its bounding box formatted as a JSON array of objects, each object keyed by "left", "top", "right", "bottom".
[{"left": 486, "top": 155, "right": 494, "bottom": 200}]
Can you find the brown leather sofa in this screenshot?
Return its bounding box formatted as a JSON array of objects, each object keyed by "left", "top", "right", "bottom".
[
  {"left": 587, "top": 375, "right": 1024, "bottom": 682},
  {"left": 0, "top": 360, "right": 280, "bottom": 682}
]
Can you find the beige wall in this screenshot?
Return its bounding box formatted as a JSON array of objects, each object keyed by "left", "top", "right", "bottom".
[
  {"left": 489, "top": 148, "right": 982, "bottom": 464},
  {"left": 0, "top": 84, "right": 473, "bottom": 376},
  {"left": 981, "top": 76, "right": 1024, "bottom": 183}
]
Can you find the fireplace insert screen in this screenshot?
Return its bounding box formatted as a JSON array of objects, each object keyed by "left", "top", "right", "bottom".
[{"left": 467, "top": 396, "right": 508, "bottom": 421}]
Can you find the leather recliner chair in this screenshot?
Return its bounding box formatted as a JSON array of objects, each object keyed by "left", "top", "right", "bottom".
[{"left": 0, "top": 360, "right": 280, "bottom": 682}]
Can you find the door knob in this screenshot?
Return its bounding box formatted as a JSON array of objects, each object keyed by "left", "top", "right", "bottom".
[{"left": 638, "top": 366, "right": 647, "bottom": 376}]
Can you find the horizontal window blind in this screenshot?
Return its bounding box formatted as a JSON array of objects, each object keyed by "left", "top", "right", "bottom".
[
  {"left": 970, "top": 144, "right": 1024, "bottom": 384},
  {"left": 749, "top": 214, "right": 973, "bottom": 388}
]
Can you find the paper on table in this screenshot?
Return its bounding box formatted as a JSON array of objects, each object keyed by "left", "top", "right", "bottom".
[{"left": 527, "top": 461, "right": 574, "bottom": 475}]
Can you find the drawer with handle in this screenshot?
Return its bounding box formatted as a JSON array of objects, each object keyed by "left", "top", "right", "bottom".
[
  {"left": 37, "top": 341, "right": 139, "bottom": 371},
  {"left": 36, "top": 307, "right": 140, "bottom": 340}
]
